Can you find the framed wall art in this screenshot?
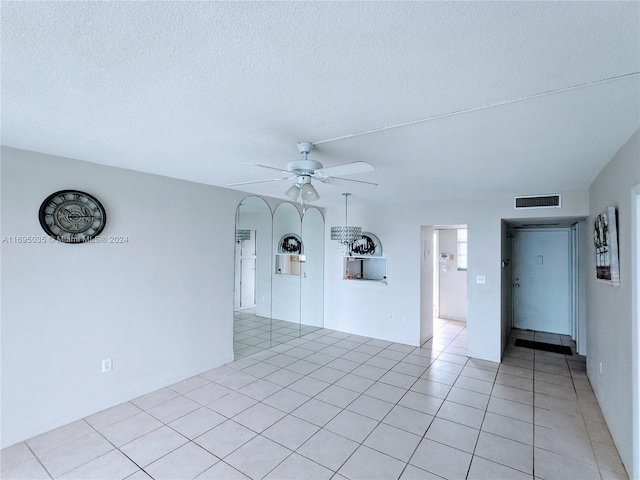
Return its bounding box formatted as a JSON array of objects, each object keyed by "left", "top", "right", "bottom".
[{"left": 594, "top": 206, "right": 620, "bottom": 286}]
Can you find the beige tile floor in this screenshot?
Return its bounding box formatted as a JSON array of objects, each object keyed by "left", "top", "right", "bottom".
[
  {"left": 1, "top": 320, "right": 629, "bottom": 479},
  {"left": 233, "top": 309, "right": 322, "bottom": 359}
]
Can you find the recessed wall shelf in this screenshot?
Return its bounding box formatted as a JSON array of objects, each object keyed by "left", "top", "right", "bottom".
[
  {"left": 276, "top": 253, "right": 306, "bottom": 276},
  {"left": 343, "top": 256, "right": 387, "bottom": 283}
]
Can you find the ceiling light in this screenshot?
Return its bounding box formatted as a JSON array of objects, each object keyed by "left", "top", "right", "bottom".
[
  {"left": 285, "top": 175, "right": 319, "bottom": 204},
  {"left": 331, "top": 193, "right": 361, "bottom": 247},
  {"left": 285, "top": 183, "right": 301, "bottom": 200},
  {"left": 301, "top": 183, "right": 319, "bottom": 202}
]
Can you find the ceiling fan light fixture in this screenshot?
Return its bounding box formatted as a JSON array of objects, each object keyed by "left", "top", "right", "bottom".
[
  {"left": 285, "top": 174, "right": 319, "bottom": 204},
  {"left": 285, "top": 183, "right": 301, "bottom": 200},
  {"left": 229, "top": 141, "right": 376, "bottom": 204},
  {"left": 301, "top": 183, "right": 319, "bottom": 202}
]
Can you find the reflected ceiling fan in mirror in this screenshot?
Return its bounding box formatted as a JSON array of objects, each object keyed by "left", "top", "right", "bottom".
[{"left": 228, "top": 142, "right": 377, "bottom": 204}]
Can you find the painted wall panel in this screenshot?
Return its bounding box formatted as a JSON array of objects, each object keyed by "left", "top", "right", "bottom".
[
  {"left": 587, "top": 130, "right": 640, "bottom": 474},
  {"left": 0, "top": 147, "right": 246, "bottom": 448}
]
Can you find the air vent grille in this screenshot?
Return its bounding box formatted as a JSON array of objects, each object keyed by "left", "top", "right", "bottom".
[{"left": 514, "top": 194, "right": 561, "bottom": 209}]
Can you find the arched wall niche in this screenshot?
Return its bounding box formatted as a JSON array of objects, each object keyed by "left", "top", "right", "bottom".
[{"left": 234, "top": 196, "right": 324, "bottom": 358}]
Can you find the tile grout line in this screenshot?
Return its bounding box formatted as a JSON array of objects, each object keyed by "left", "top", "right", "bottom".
[
  {"left": 88, "top": 404, "right": 212, "bottom": 480},
  {"left": 465, "top": 339, "right": 497, "bottom": 479},
  {"left": 23, "top": 440, "right": 54, "bottom": 480},
  {"left": 567, "top": 341, "right": 608, "bottom": 478}
]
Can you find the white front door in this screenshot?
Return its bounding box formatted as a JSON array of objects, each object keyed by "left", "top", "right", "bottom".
[{"left": 513, "top": 229, "right": 571, "bottom": 335}]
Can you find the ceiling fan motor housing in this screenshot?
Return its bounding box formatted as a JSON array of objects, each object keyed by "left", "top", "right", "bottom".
[
  {"left": 296, "top": 175, "right": 312, "bottom": 185},
  {"left": 287, "top": 159, "right": 323, "bottom": 174}
]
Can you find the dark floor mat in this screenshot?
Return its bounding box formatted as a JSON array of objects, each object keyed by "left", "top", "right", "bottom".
[{"left": 514, "top": 338, "right": 573, "bottom": 355}]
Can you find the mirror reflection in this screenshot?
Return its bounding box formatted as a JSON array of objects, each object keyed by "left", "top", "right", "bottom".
[
  {"left": 301, "top": 207, "right": 324, "bottom": 329},
  {"left": 234, "top": 196, "right": 324, "bottom": 359},
  {"left": 275, "top": 254, "right": 306, "bottom": 276},
  {"left": 234, "top": 196, "right": 273, "bottom": 358},
  {"left": 271, "top": 202, "right": 302, "bottom": 337}
]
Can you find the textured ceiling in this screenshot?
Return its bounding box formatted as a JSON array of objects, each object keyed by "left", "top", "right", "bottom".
[{"left": 2, "top": 1, "right": 639, "bottom": 208}]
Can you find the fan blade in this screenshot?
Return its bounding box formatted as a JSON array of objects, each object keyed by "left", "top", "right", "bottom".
[
  {"left": 319, "top": 176, "right": 378, "bottom": 188},
  {"left": 242, "top": 162, "right": 291, "bottom": 175},
  {"left": 228, "top": 176, "right": 294, "bottom": 186},
  {"left": 313, "top": 161, "right": 374, "bottom": 178}
]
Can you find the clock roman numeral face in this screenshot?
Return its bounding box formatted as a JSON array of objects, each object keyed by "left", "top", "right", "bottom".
[{"left": 39, "top": 190, "right": 107, "bottom": 243}]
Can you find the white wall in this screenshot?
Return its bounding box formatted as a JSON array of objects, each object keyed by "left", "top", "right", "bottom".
[
  {"left": 437, "top": 228, "right": 467, "bottom": 321},
  {"left": 0, "top": 147, "right": 246, "bottom": 448},
  {"left": 587, "top": 130, "right": 640, "bottom": 475},
  {"left": 576, "top": 220, "right": 588, "bottom": 355},
  {"left": 324, "top": 189, "right": 589, "bottom": 360},
  {"left": 324, "top": 207, "right": 422, "bottom": 346}
]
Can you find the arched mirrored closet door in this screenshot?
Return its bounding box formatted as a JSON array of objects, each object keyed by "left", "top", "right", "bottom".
[
  {"left": 234, "top": 196, "right": 273, "bottom": 357},
  {"left": 301, "top": 207, "right": 324, "bottom": 331},
  {"left": 234, "top": 196, "right": 324, "bottom": 358},
  {"left": 271, "top": 202, "right": 302, "bottom": 344}
]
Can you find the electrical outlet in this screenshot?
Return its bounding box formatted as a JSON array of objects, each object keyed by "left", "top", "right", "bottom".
[
  {"left": 389, "top": 314, "right": 393, "bottom": 320},
  {"left": 598, "top": 361, "right": 603, "bottom": 374},
  {"left": 476, "top": 275, "right": 486, "bottom": 284},
  {"left": 102, "top": 358, "right": 112, "bottom": 373}
]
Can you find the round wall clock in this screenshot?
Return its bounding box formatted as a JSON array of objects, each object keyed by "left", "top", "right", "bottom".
[
  {"left": 278, "top": 234, "right": 303, "bottom": 254},
  {"left": 39, "top": 190, "right": 107, "bottom": 243}
]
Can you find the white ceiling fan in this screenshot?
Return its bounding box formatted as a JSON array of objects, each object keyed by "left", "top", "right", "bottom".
[{"left": 228, "top": 142, "right": 376, "bottom": 203}]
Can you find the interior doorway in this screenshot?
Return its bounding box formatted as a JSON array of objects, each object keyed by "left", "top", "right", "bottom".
[
  {"left": 503, "top": 218, "right": 587, "bottom": 355},
  {"left": 433, "top": 226, "right": 468, "bottom": 323},
  {"left": 513, "top": 228, "right": 571, "bottom": 334},
  {"left": 420, "top": 224, "right": 468, "bottom": 348}
]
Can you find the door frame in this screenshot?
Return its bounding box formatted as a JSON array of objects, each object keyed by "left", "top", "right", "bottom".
[
  {"left": 433, "top": 230, "right": 440, "bottom": 319},
  {"left": 571, "top": 224, "right": 578, "bottom": 342},
  {"left": 631, "top": 183, "right": 640, "bottom": 480}
]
